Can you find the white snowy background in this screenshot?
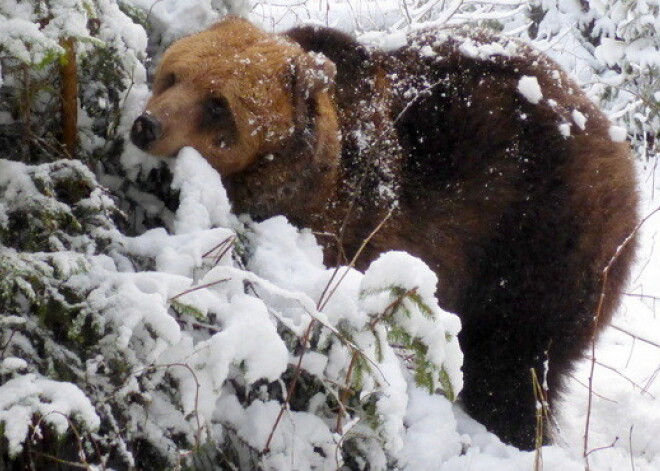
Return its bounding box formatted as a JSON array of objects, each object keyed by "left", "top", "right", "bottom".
[{"left": 1, "top": 1, "right": 659, "bottom": 470}]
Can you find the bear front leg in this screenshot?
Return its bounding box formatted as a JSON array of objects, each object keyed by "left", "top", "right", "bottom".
[
  {"left": 459, "top": 318, "right": 552, "bottom": 450},
  {"left": 455, "top": 227, "right": 595, "bottom": 448}
]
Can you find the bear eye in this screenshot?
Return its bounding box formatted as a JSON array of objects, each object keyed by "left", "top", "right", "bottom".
[
  {"left": 204, "top": 97, "right": 231, "bottom": 120},
  {"left": 202, "top": 96, "right": 233, "bottom": 127},
  {"left": 201, "top": 96, "right": 237, "bottom": 146}
]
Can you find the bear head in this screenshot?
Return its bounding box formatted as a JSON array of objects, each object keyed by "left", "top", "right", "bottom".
[{"left": 131, "top": 17, "right": 339, "bottom": 176}]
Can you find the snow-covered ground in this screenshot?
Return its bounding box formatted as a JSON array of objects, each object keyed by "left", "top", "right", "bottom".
[{"left": 555, "top": 161, "right": 660, "bottom": 471}]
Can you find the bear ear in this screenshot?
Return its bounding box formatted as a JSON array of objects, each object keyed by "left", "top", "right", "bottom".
[
  {"left": 290, "top": 51, "right": 336, "bottom": 102},
  {"left": 289, "top": 52, "right": 336, "bottom": 135}
]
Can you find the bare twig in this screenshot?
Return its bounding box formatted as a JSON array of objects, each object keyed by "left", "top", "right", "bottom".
[
  {"left": 629, "top": 425, "right": 636, "bottom": 471},
  {"left": 264, "top": 206, "right": 394, "bottom": 453},
  {"left": 202, "top": 235, "right": 236, "bottom": 267},
  {"left": 589, "top": 358, "right": 656, "bottom": 399},
  {"left": 263, "top": 319, "right": 317, "bottom": 453},
  {"left": 531, "top": 367, "right": 548, "bottom": 471},
  {"left": 141, "top": 363, "right": 205, "bottom": 450},
  {"left": 0, "top": 327, "right": 18, "bottom": 359},
  {"left": 584, "top": 206, "right": 660, "bottom": 467},
  {"left": 643, "top": 365, "right": 660, "bottom": 396},
  {"left": 393, "top": 78, "right": 447, "bottom": 125},
  {"left": 335, "top": 352, "right": 360, "bottom": 434},
  {"left": 621, "top": 292, "right": 660, "bottom": 302},
  {"left": 169, "top": 278, "right": 230, "bottom": 301},
  {"left": 145, "top": 0, "right": 165, "bottom": 25},
  {"left": 585, "top": 437, "right": 619, "bottom": 457},
  {"left": 31, "top": 410, "right": 105, "bottom": 470},
  {"left": 126, "top": 362, "right": 205, "bottom": 459},
  {"left": 28, "top": 452, "right": 91, "bottom": 470},
  {"left": 320, "top": 208, "right": 395, "bottom": 312},
  {"left": 568, "top": 373, "right": 617, "bottom": 403},
  {"left": 610, "top": 324, "right": 660, "bottom": 349}
]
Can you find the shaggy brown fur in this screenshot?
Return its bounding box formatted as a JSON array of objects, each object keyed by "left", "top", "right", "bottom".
[{"left": 131, "top": 17, "right": 639, "bottom": 450}]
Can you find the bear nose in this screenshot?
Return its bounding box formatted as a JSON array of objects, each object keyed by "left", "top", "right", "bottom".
[{"left": 130, "top": 113, "right": 163, "bottom": 150}]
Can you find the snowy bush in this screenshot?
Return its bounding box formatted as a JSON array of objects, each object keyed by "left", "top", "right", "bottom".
[
  {"left": 0, "top": 0, "right": 148, "bottom": 163},
  {"left": 526, "top": 0, "right": 660, "bottom": 161},
  {"left": 0, "top": 149, "right": 462, "bottom": 469}
]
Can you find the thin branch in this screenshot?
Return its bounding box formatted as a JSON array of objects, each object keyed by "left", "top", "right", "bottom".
[
  {"left": 169, "top": 278, "right": 230, "bottom": 301},
  {"left": 585, "top": 437, "right": 619, "bottom": 457},
  {"left": 568, "top": 373, "right": 617, "bottom": 403},
  {"left": 27, "top": 452, "right": 91, "bottom": 470},
  {"left": 335, "top": 352, "right": 359, "bottom": 434},
  {"left": 590, "top": 358, "right": 656, "bottom": 398},
  {"left": 264, "top": 206, "right": 394, "bottom": 453},
  {"left": 263, "top": 319, "right": 317, "bottom": 453},
  {"left": 393, "top": 78, "right": 447, "bottom": 125},
  {"left": 629, "top": 426, "right": 636, "bottom": 471},
  {"left": 610, "top": 324, "right": 660, "bottom": 349},
  {"left": 202, "top": 235, "right": 236, "bottom": 267},
  {"left": 140, "top": 363, "right": 205, "bottom": 449},
  {"left": 642, "top": 365, "right": 660, "bottom": 396},
  {"left": 621, "top": 292, "right": 660, "bottom": 302},
  {"left": 31, "top": 410, "right": 105, "bottom": 470},
  {"left": 319, "top": 208, "right": 394, "bottom": 313},
  {"left": 584, "top": 205, "right": 660, "bottom": 466},
  {"left": 0, "top": 328, "right": 18, "bottom": 359}
]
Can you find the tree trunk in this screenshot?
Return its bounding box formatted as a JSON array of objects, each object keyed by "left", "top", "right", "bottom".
[{"left": 59, "top": 38, "right": 77, "bottom": 158}]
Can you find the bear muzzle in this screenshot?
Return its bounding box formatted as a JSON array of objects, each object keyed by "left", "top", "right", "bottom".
[{"left": 131, "top": 113, "right": 163, "bottom": 151}]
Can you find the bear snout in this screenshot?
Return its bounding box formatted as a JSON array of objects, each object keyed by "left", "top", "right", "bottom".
[{"left": 131, "top": 113, "right": 163, "bottom": 151}]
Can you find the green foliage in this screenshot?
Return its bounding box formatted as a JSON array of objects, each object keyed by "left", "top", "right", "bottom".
[
  {"left": 0, "top": 160, "right": 120, "bottom": 252},
  {"left": 118, "top": 0, "right": 150, "bottom": 31},
  {"left": 171, "top": 300, "right": 207, "bottom": 321},
  {"left": 0, "top": 158, "right": 133, "bottom": 469},
  {"left": 0, "top": 0, "right": 145, "bottom": 164},
  {"left": 360, "top": 284, "right": 458, "bottom": 401}
]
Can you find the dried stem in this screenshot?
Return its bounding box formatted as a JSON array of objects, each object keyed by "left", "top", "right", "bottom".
[
  {"left": 31, "top": 410, "right": 105, "bottom": 470},
  {"left": 590, "top": 358, "right": 656, "bottom": 398},
  {"left": 335, "top": 352, "right": 359, "bottom": 434},
  {"left": 202, "top": 235, "right": 236, "bottom": 267},
  {"left": 169, "top": 278, "right": 230, "bottom": 301},
  {"left": 585, "top": 437, "right": 619, "bottom": 457},
  {"left": 629, "top": 425, "right": 636, "bottom": 471},
  {"left": 584, "top": 206, "right": 660, "bottom": 467},
  {"left": 531, "top": 368, "right": 548, "bottom": 471},
  {"left": 141, "top": 363, "right": 205, "bottom": 450},
  {"left": 263, "top": 319, "right": 317, "bottom": 453},
  {"left": 610, "top": 324, "right": 660, "bottom": 349},
  {"left": 0, "top": 328, "right": 18, "bottom": 359}
]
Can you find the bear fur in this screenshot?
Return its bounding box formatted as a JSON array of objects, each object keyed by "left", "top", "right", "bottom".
[{"left": 131, "top": 17, "right": 639, "bottom": 450}]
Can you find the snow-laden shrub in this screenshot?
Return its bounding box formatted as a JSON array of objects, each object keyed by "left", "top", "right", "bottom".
[
  {"left": 0, "top": 0, "right": 148, "bottom": 162},
  {"left": 0, "top": 150, "right": 463, "bottom": 469},
  {"left": 524, "top": 0, "right": 660, "bottom": 161}
]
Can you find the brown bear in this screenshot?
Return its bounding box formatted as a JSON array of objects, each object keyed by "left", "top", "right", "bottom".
[{"left": 130, "top": 17, "right": 639, "bottom": 450}]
